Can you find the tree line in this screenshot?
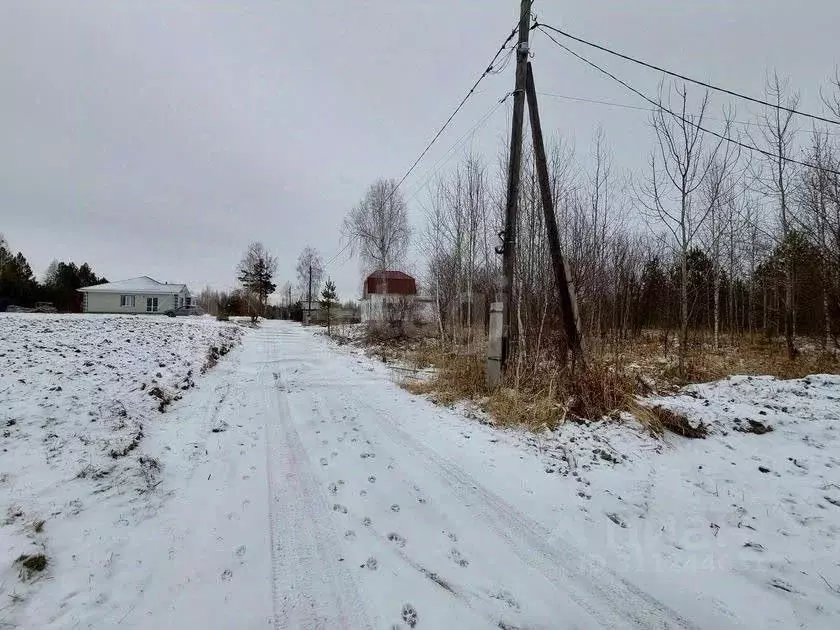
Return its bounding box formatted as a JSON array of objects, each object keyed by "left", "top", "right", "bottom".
[
  {"left": 0, "top": 234, "right": 108, "bottom": 312},
  {"left": 417, "top": 72, "right": 840, "bottom": 372}
]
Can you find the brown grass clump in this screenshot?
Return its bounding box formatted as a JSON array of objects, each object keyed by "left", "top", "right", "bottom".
[
  {"left": 401, "top": 344, "right": 641, "bottom": 432},
  {"left": 16, "top": 553, "right": 48, "bottom": 578},
  {"left": 403, "top": 351, "right": 486, "bottom": 406},
  {"left": 634, "top": 405, "right": 708, "bottom": 439}
]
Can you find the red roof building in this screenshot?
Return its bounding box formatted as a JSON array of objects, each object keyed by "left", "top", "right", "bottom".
[{"left": 363, "top": 270, "right": 416, "bottom": 297}]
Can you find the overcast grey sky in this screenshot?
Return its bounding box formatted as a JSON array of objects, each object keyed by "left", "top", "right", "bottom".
[{"left": 2, "top": 1, "right": 838, "bottom": 300}]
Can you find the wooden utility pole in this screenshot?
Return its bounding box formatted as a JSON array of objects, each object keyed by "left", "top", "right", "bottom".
[
  {"left": 500, "top": 0, "right": 533, "bottom": 370},
  {"left": 524, "top": 62, "right": 586, "bottom": 363},
  {"left": 306, "top": 264, "right": 313, "bottom": 325}
]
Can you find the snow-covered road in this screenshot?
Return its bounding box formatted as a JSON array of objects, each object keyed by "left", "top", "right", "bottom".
[
  {"left": 4, "top": 318, "right": 838, "bottom": 629},
  {"left": 124, "top": 322, "right": 697, "bottom": 629}
]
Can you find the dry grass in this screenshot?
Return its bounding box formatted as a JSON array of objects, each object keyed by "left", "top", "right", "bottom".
[
  {"left": 401, "top": 344, "right": 641, "bottom": 432},
  {"left": 15, "top": 553, "right": 48, "bottom": 579},
  {"left": 392, "top": 329, "right": 839, "bottom": 436},
  {"left": 598, "top": 330, "right": 840, "bottom": 387}
]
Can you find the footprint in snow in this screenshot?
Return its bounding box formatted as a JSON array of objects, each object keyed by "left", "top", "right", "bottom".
[
  {"left": 221, "top": 569, "right": 233, "bottom": 582},
  {"left": 345, "top": 530, "right": 356, "bottom": 540},
  {"left": 362, "top": 557, "right": 378, "bottom": 570},
  {"left": 444, "top": 531, "right": 458, "bottom": 542},
  {"left": 234, "top": 545, "right": 246, "bottom": 558},
  {"left": 387, "top": 532, "right": 406, "bottom": 547},
  {"left": 368, "top": 476, "right": 376, "bottom": 483},
  {"left": 328, "top": 483, "right": 339, "bottom": 495},
  {"left": 320, "top": 458, "right": 328, "bottom": 466},
  {"left": 321, "top": 439, "right": 329, "bottom": 446},
  {"left": 490, "top": 590, "right": 520, "bottom": 610},
  {"left": 360, "top": 452, "right": 375, "bottom": 459},
  {"left": 363, "top": 517, "right": 372, "bottom": 527},
  {"left": 401, "top": 603, "right": 418, "bottom": 628},
  {"left": 449, "top": 548, "right": 469, "bottom": 567},
  {"left": 360, "top": 490, "right": 367, "bottom": 497},
  {"left": 391, "top": 504, "right": 400, "bottom": 513},
  {"left": 332, "top": 504, "right": 348, "bottom": 514}
]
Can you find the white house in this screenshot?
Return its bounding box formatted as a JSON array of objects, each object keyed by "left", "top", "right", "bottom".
[{"left": 78, "top": 276, "right": 192, "bottom": 314}]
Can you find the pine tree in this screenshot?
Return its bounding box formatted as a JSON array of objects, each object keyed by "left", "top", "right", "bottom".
[
  {"left": 237, "top": 242, "right": 277, "bottom": 321},
  {"left": 320, "top": 278, "right": 338, "bottom": 335}
]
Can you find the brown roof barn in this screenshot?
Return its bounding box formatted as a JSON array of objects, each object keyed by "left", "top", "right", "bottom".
[{"left": 364, "top": 271, "right": 416, "bottom": 297}]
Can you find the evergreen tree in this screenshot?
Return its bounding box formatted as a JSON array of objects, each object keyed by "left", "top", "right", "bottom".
[
  {"left": 237, "top": 242, "right": 277, "bottom": 322},
  {"left": 0, "top": 240, "right": 37, "bottom": 307},
  {"left": 320, "top": 278, "right": 338, "bottom": 335}
]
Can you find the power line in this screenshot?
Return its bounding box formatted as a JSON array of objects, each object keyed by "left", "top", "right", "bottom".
[
  {"left": 537, "top": 27, "right": 840, "bottom": 177},
  {"left": 389, "top": 25, "right": 518, "bottom": 197},
  {"left": 534, "top": 22, "right": 840, "bottom": 128},
  {"left": 323, "top": 240, "right": 351, "bottom": 268},
  {"left": 324, "top": 25, "right": 519, "bottom": 269},
  {"left": 403, "top": 92, "right": 512, "bottom": 205},
  {"left": 537, "top": 91, "right": 840, "bottom": 136},
  {"left": 325, "top": 94, "right": 509, "bottom": 269}
]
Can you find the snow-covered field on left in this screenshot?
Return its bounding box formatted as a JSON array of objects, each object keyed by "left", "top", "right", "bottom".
[{"left": 0, "top": 314, "right": 242, "bottom": 627}]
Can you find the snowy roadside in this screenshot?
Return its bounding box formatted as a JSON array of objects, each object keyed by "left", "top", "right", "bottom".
[
  {"left": 0, "top": 314, "right": 242, "bottom": 627},
  {"left": 318, "top": 327, "right": 840, "bottom": 628}
]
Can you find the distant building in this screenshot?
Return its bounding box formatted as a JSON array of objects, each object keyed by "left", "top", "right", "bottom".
[
  {"left": 78, "top": 276, "right": 192, "bottom": 314},
  {"left": 360, "top": 270, "right": 433, "bottom": 324},
  {"left": 363, "top": 270, "right": 417, "bottom": 297}
]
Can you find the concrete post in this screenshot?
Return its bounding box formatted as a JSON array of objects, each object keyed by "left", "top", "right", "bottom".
[{"left": 486, "top": 302, "right": 503, "bottom": 388}]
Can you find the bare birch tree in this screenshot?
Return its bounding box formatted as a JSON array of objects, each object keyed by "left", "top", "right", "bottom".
[
  {"left": 749, "top": 71, "right": 801, "bottom": 358},
  {"left": 296, "top": 246, "right": 324, "bottom": 307},
  {"left": 800, "top": 128, "right": 838, "bottom": 349},
  {"left": 344, "top": 178, "right": 411, "bottom": 293},
  {"left": 638, "top": 83, "right": 726, "bottom": 373}
]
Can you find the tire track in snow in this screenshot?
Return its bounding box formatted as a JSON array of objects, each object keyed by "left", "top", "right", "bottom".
[
  {"left": 260, "top": 331, "right": 371, "bottom": 629},
  {"left": 343, "top": 388, "right": 699, "bottom": 630}
]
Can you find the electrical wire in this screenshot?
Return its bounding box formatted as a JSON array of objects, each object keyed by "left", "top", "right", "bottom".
[
  {"left": 534, "top": 22, "right": 840, "bottom": 128},
  {"left": 323, "top": 25, "right": 519, "bottom": 269},
  {"left": 402, "top": 92, "right": 512, "bottom": 205},
  {"left": 388, "top": 25, "right": 518, "bottom": 197},
  {"left": 537, "top": 26, "right": 840, "bottom": 177},
  {"left": 537, "top": 91, "right": 840, "bottom": 136}
]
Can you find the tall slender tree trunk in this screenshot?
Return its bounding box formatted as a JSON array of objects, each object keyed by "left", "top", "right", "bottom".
[
  {"left": 713, "top": 264, "right": 721, "bottom": 350},
  {"left": 680, "top": 247, "right": 689, "bottom": 375}
]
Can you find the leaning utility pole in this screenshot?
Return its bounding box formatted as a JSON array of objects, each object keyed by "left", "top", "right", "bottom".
[
  {"left": 525, "top": 62, "right": 586, "bottom": 365},
  {"left": 499, "top": 0, "right": 532, "bottom": 370}
]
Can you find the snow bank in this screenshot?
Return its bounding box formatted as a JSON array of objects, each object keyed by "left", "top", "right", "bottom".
[
  {"left": 498, "top": 374, "right": 840, "bottom": 628},
  {"left": 0, "top": 314, "right": 241, "bottom": 626}
]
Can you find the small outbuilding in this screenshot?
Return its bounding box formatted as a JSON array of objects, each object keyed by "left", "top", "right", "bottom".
[
  {"left": 360, "top": 270, "right": 434, "bottom": 325},
  {"left": 363, "top": 270, "right": 417, "bottom": 297}
]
